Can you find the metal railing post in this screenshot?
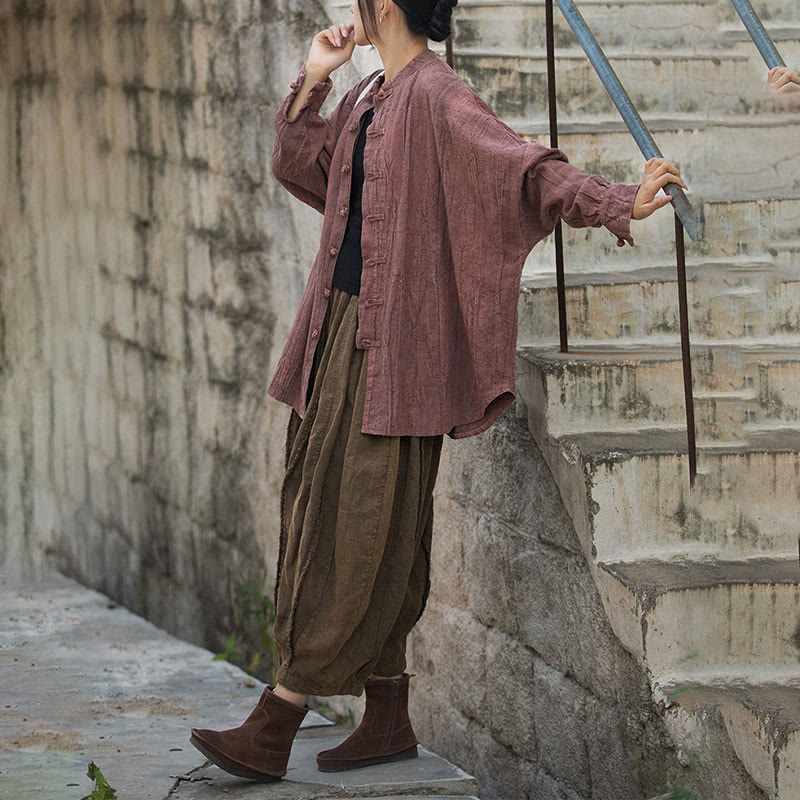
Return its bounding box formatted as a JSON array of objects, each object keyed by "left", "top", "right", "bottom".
[
  {"left": 674, "top": 215, "right": 698, "bottom": 487},
  {"left": 553, "top": 0, "right": 700, "bottom": 487},
  {"left": 545, "top": 0, "right": 569, "bottom": 353}
]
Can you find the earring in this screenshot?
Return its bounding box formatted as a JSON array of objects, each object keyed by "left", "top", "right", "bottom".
[{"left": 379, "top": 13, "right": 383, "bottom": 21}]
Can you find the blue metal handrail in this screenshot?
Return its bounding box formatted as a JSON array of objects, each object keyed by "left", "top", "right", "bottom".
[
  {"left": 729, "top": 0, "right": 787, "bottom": 69},
  {"left": 554, "top": 0, "right": 702, "bottom": 241}
]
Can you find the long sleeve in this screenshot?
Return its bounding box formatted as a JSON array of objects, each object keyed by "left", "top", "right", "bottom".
[
  {"left": 521, "top": 156, "right": 640, "bottom": 248},
  {"left": 271, "top": 63, "right": 380, "bottom": 214},
  {"left": 435, "top": 88, "right": 639, "bottom": 255}
]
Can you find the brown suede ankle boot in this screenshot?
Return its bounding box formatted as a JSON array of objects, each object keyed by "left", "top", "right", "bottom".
[
  {"left": 189, "top": 685, "right": 308, "bottom": 781},
  {"left": 316, "top": 672, "right": 419, "bottom": 772}
]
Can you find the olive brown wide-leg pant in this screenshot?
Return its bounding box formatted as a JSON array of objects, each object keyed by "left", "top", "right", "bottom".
[{"left": 273, "top": 288, "right": 443, "bottom": 697}]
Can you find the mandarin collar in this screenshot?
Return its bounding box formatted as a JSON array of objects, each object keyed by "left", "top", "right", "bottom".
[{"left": 369, "top": 48, "right": 439, "bottom": 103}]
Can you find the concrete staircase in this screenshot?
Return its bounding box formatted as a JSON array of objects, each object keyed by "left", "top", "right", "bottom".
[
  {"left": 325, "top": 0, "right": 799, "bottom": 794},
  {"left": 445, "top": 1, "right": 800, "bottom": 798}
]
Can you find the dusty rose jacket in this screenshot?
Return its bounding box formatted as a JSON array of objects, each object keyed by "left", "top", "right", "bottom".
[{"left": 269, "top": 48, "right": 639, "bottom": 439}]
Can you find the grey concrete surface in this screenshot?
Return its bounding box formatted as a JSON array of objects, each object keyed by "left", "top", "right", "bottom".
[{"left": 0, "top": 571, "right": 478, "bottom": 800}]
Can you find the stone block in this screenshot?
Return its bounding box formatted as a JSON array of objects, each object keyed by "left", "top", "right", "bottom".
[
  {"left": 185, "top": 232, "right": 213, "bottom": 303},
  {"left": 156, "top": 90, "right": 183, "bottom": 158},
  {"left": 528, "top": 768, "right": 588, "bottom": 800},
  {"left": 157, "top": 297, "right": 183, "bottom": 364},
  {"left": 417, "top": 603, "right": 487, "bottom": 722},
  {"left": 485, "top": 627, "right": 537, "bottom": 759},
  {"left": 533, "top": 658, "right": 591, "bottom": 797},
  {"left": 125, "top": 346, "right": 145, "bottom": 403},
  {"left": 189, "top": 435, "right": 216, "bottom": 527},
  {"left": 99, "top": 388, "right": 119, "bottom": 460},
  {"left": 182, "top": 303, "right": 205, "bottom": 378},
  {"left": 118, "top": 405, "right": 141, "bottom": 477},
  {"left": 152, "top": 163, "right": 187, "bottom": 229},
  {"left": 583, "top": 693, "right": 649, "bottom": 800},
  {"left": 30, "top": 382, "right": 52, "bottom": 478},
  {"left": 237, "top": 23, "right": 267, "bottom": 99},
  {"left": 194, "top": 382, "right": 220, "bottom": 449},
  {"left": 207, "top": 28, "right": 238, "bottom": 97},
  {"left": 204, "top": 308, "right": 238, "bottom": 384},
  {"left": 87, "top": 449, "right": 110, "bottom": 522},
  {"left": 109, "top": 336, "right": 128, "bottom": 399},
  {"left": 186, "top": 167, "right": 220, "bottom": 232},
  {"left": 135, "top": 284, "right": 165, "bottom": 356},
  {"left": 32, "top": 486, "right": 60, "bottom": 548},
  {"left": 210, "top": 250, "right": 246, "bottom": 314},
  {"left": 191, "top": 22, "right": 211, "bottom": 94}
]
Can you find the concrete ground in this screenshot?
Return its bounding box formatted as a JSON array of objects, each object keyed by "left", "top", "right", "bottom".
[{"left": 0, "top": 570, "right": 479, "bottom": 800}]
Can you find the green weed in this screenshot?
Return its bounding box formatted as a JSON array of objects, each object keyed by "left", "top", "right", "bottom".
[
  {"left": 213, "top": 569, "right": 279, "bottom": 682},
  {"left": 79, "top": 762, "right": 117, "bottom": 800}
]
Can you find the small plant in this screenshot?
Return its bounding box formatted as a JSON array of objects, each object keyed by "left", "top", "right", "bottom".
[
  {"left": 647, "top": 790, "right": 695, "bottom": 800},
  {"left": 79, "top": 762, "right": 117, "bottom": 800},
  {"left": 313, "top": 701, "right": 355, "bottom": 726},
  {"left": 214, "top": 569, "right": 279, "bottom": 681},
  {"left": 666, "top": 682, "right": 702, "bottom": 704}
]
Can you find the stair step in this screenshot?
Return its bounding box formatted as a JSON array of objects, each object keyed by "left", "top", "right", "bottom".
[
  {"left": 596, "top": 556, "right": 800, "bottom": 676},
  {"left": 521, "top": 195, "right": 800, "bottom": 272},
  {"left": 518, "top": 342, "right": 800, "bottom": 440},
  {"left": 519, "top": 260, "right": 800, "bottom": 342},
  {"left": 513, "top": 384, "right": 800, "bottom": 560},
  {"left": 655, "top": 680, "right": 800, "bottom": 799},
  {"left": 509, "top": 113, "right": 800, "bottom": 199},
  {"left": 447, "top": 46, "right": 766, "bottom": 118},
  {"left": 447, "top": 0, "right": 724, "bottom": 52}
]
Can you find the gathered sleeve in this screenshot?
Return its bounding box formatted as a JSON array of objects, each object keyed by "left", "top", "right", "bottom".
[
  {"left": 271, "top": 63, "right": 380, "bottom": 214},
  {"left": 437, "top": 89, "right": 640, "bottom": 255}
]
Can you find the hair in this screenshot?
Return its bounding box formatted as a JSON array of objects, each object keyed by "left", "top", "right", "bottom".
[{"left": 358, "top": 0, "right": 459, "bottom": 44}]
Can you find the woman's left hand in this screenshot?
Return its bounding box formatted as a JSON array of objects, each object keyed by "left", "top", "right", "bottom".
[{"left": 633, "top": 157, "right": 688, "bottom": 220}]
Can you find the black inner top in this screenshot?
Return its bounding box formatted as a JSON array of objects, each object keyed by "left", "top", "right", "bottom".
[{"left": 331, "top": 106, "right": 375, "bottom": 296}]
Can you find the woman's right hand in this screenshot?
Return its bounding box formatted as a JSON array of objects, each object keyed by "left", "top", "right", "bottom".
[
  {"left": 306, "top": 23, "right": 356, "bottom": 80},
  {"left": 767, "top": 66, "right": 800, "bottom": 95}
]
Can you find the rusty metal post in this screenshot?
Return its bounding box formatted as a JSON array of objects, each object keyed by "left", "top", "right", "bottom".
[
  {"left": 545, "top": 0, "right": 569, "bottom": 353},
  {"left": 674, "top": 214, "right": 698, "bottom": 488}
]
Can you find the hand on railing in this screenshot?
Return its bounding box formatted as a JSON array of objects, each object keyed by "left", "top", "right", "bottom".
[
  {"left": 632, "top": 158, "right": 688, "bottom": 220},
  {"left": 767, "top": 66, "right": 800, "bottom": 97}
]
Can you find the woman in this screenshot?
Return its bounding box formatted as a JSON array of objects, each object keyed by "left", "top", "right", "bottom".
[{"left": 189, "top": 0, "right": 686, "bottom": 782}]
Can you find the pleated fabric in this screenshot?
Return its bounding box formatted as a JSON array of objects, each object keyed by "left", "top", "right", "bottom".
[{"left": 273, "top": 288, "right": 443, "bottom": 697}]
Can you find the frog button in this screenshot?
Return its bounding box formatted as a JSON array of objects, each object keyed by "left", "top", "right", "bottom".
[
  {"left": 329, "top": 246, "right": 338, "bottom": 257},
  {"left": 340, "top": 206, "right": 348, "bottom": 217},
  {"left": 323, "top": 287, "right": 331, "bottom": 298},
  {"left": 311, "top": 329, "right": 319, "bottom": 339},
  {"left": 342, "top": 164, "right": 351, "bottom": 173}
]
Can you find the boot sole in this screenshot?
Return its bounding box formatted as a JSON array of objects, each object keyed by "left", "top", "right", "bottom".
[
  {"left": 316, "top": 744, "right": 419, "bottom": 772},
  {"left": 189, "top": 733, "right": 282, "bottom": 782}
]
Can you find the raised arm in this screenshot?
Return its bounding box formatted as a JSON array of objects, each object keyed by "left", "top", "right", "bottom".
[
  {"left": 436, "top": 88, "right": 684, "bottom": 254},
  {"left": 271, "top": 23, "right": 380, "bottom": 214}
]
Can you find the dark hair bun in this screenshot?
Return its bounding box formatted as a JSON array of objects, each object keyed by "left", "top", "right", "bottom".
[
  {"left": 426, "top": 0, "right": 458, "bottom": 42},
  {"left": 395, "top": 0, "right": 458, "bottom": 42}
]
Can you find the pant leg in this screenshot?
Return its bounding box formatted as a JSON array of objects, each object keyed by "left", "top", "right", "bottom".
[
  {"left": 272, "top": 288, "right": 443, "bottom": 697},
  {"left": 371, "top": 435, "right": 442, "bottom": 677}
]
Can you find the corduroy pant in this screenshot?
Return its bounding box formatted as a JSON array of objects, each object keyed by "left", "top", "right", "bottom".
[{"left": 272, "top": 288, "right": 443, "bottom": 697}]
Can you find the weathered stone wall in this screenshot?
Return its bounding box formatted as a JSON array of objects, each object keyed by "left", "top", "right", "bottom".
[
  {"left": 1, "top": 2, "right": 769, "bottom": 799},
  {"left": 409, "top": 398, "right": 766, "bottom": 799},
  {"left": 0, "top": 0, "right": 368, "bottom": 650}
]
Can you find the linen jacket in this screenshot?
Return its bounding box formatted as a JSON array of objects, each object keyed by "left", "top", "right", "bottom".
[{"left": 269, "top": 48, "right": 639, "bottom": 439}]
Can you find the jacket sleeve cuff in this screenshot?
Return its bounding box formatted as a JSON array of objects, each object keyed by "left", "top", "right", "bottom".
[
  {"left": 600, "top": 182, "right": 639, "bottom": 247},
  {"left": 277, "top": 63, "right": 334, "bottom": 125}
]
